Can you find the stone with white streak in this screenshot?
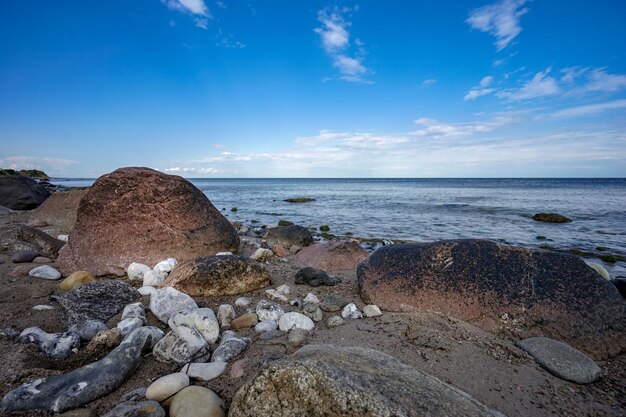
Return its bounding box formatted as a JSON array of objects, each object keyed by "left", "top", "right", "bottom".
[
  {"left": 278, "top": 312, "right": 315, "bottom": 332},
  {"left": 211, "top": 331, "right": 247, "bottom": 363},
  {"left": 117, "top": 318, "right": 144, "bottom": 337},
  {"left": 256, "top": 300, "right": 284, "bottom": 322},
  {"left": 122, "top": 302, "right": 147, "bottom": 324},
  {"left": 217, "top": 304, "right": 236, "bottom": 328},
  {"left": 341, "top": 303, "right": 363, "bottom": 319},
  {"left": 150, "top": 287, "right": 198, "bottom": 324},
  {"left": 169, "top": 308, "right": 220, "bottom": 344}
]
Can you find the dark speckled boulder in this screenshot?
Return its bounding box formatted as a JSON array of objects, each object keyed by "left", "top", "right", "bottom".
[
  {"left": 357, "top": 239, "right": 626, "bottom": 360},
  {"left": 0, "top": 175, "right": 50, "bottom": 210}
]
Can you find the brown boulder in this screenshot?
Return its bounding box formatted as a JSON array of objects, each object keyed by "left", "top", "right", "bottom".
[
  {"left": 56, "top": 167, "right": 239, "bottom": 276},
  {"left": 296, "top": 240, "right": 369, "bottom": 271},
  {"left": 0, "top": 224, "right": 65, "bottom": 258},
  {"left": 161, "top": 255, "right": 271, "bottom": 296},
  {"left": 357, "top": 239, "right": 626, "bottom": 360},
  {"left": 30, "top": 189, "right": 88, "bottom": 233}
]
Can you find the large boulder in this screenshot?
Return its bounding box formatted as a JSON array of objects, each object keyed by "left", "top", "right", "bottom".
[
  {"left": 0, "top": 174, "right": 50, "bottom": 210},
  {"left": 267, "top": 225, "right": 313, "bottom": 250},
  {"left": 161, "top": 255, "right": 271, "bottom": 296},
  {"left": 0, "top": 224, "right": 65, "bottom": 258},
  {"left": 229, "top": 344, "right": 506, "bottom": 417},
  {"left": 56, "top": 167, "right": 239, "bottom": 276},
  {"left": 296, "top": 240, "right": 369, "bottom": 271},
  {"left": 357, "top": 240, "right": 626, "bottom": 360}
]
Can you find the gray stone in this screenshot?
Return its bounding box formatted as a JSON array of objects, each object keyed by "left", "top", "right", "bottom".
[
  {"left": 229, "top": 344, "right": 506, "bottom": 417},
  {"left": 117, "top": 318, "right": 144, "bottom": 337},
  {"left": 121, "top": 302, "right": 146, "bottom": 324},
  {"left": 29, "top": 265, "right": 62, "bottom": 280},
  {"left": 0, "top": 328, "right": 18, "bottom": 339},
  {"left": 153, "top": 329, "right": 209, "bottom": 366},
  {"left": 169, "top": 308, "right": 219, "bottom": 344},
  {"left": 327, "top": 316, "right": 344, "bottom": 327},
  {"left": 288, "top": 329, "right": 308, "bottom": 347},
  {"left": 302, "top": 302, "right": 323, "bottom": 322},
  {"left": 102, "top": 400, "right": 165, "bottom": 417},
  {"left": 517, "top": 337, "right": 602, "bottom": 384},
  {"left": 17, "top": 327, "right": 80, "bottom": 359},
  {"left": 341, "top": 303, "right": 363, "bottom": 319},
  {"left": 254, "top": 320, "right": 277, "bottom": 334},
  {"left": 120, "top": 387, "right": 147, "bottom": 402},
  {"left": 11, "top": 250, "right": 40, "bottom": 263},
  {"left": 234, "top": 297, "right": 251, "bottom": 307},
  {"left": 295, "top": 267, "right": 339, "bottom": 287},
  {"left": 278, "top": 312, "right": 315, "bottom": 332},
  {"left": 259, "top": 329, "right": 284, "bottom": 340},
  {"left": 180, "top": 362, "right": 227, "bottom": 381},
  {"left": 55, "top": 280, "right": 141, "bottom": 325},
  {"left": 318, "top": 295, "right": 349, "bottom": 312},
  {"left": 217, "top": 304, "right": 236, "bottom": 328},
  {"left": 69, "top": 320, "right": 108, "bottom": 342},
  {"left": 126, "top": 262, "right": 152, "bottom": 282},
  {"left": 255, "top": 300, "right": 284, "bottom": 322},
  {"left": 363, "top": 304, "right": 382, "bottom": 317},
  {"left": 211, "top": 331, "right": 247, "bottom": 363},
  {"left": 1, "top": 326, "right": 164, "bottom": 413},
  {"left": 149, "top": 287, "right": 198, "bottom": 324}
]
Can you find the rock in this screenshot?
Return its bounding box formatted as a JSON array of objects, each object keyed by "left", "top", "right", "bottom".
[
  {"left": 146, "top": 373, "right": 190, "bottom": 402},
  {"left": 0, "top": 328, "right": 19, "bottom": 339},
  {"left": 86, "top": 328, "right": 124, "bottom": 352},
  {"left": 9, "top": 264, "right": 34, "bottom": 277},
  {"left": 102, "top": 400, "right": 165, "bottom": 417},
  {"left": 32, "top": 256, "right": 52, "bottom": 263},
  {"left": 229, "top": 358, "right": 248, "bottom": 380},
  {"left": 229, "top": 344, "right": 505, "bottom": 417},
  {"left": 327, "top": 316, "right": 344, "bottom": 327},
  {"left": 304, "top": 293, "right": 320, "bottom": 304},
  {"left": 234, "top": 297, "right": 251, "bottom": 307},
  {"left": 277, "top": 220, "right": 293, "bottom": 226},
  {"left": 586, "top": 261, "right": 610, "bottom": 280},
  {"left": 56, "top": 167, "right": 239, "bottom": 277},
  {"left": 211, "top": 331, "right": 247, "bottom": 363},
  {"left": 270, "top": 242, "right": 290, "bottom": 257},
  {"left": 0, "top": 205, "right": 14, "bottom": 216},
  {"left": 319, "top": 225, "right": 330, "bottom": 232},
  {"left": 318, "top": 295, "right": 349, "bottom": 312},
  {"left": 254, "top": 320, "right": 277, "bottom": 334},
  {"left": 59, "top": 271, "right": 96, "bottom": 291},
  {"left": 259, "top": 329, "right": 284, "bottom": 340},
  {"left": 517, "top": 337, "right": 602, "bottom": 384},
  {"left": 532, "top": 213, "right": 572, "bottom": 223},
  {"left": 256, "top": 300, "right": 284, "bottom": 322},
  {"left": 216, "top": 251, "right": 233, "bottom": 256},
  {"left": 267, "top": 225, "right": 313, "bottom": 250},
  {"left": 152, "top": 329, "right": 209, "bottom": 366},
  {"left": 154, "top": 258, "right": 177, "bottom": 276},
  {"left": 117, "top": 318, "right": 144, "bottom": 337},
  {"left": 363, "top": 304, "right": 382, "bottom": 318},
  {"left": 341, "top": 303, "right": 363, "bottom": 319},
  {"left": 296, "top": 241, "right": 369, "bottom": 271},
  {"left": 17, "top": 327, "right": 80, "bottom": 359},
  {"left": 138, "top": 286, "right": 156, "bottom": 296},
  {"left": 69, "top": 320, "right": 108, "bottom": 342},
  {"left": 295, "top": 267, "right": 339, "bottom": 287},
  {"left": 56, "top": 280, "right": 141, "bottom": 325},
  {"left": 169, "top": 386, "right": 225, "bottom": 417},
  {"left": 230, "top": 313, "right": 259, "bottom": 330},
  {"left": 127, "top": 262, "right": 152, "bottom": 282},
  {"left": 284, "top": 198, "right": 315, "bottom": 203},
  {"left": 275, "top": 284, "right": 291, "bottom": 295},
  {"left": 181, "top": 362, "right": 227, "bottom": 381},
  {"left": 169, "top": 308, "right": 220, "bottom": 344},
  {"left": 29, "top": 265, "right": 62, "bottom": 280},
  {"left": 217, "top": 304, "right": 236, "bottom": 328},
  {"left": 288, "top": 329, "right": 309, "bottom": 347},
  {"left": 11, "top": 250, "right": 40, "bottom": 263},
  {"left": 302, "top": 302, "right": 323, "bottom": 322},
  {"left": 122, "top": 302, "right": 147, "bottom": 324},
  {"left": 278, "top": 312, "right": 315, "bottom": 332},
  {"left": 58, "top": 234, "right": 69, "bottom": 242},
  {"left": 33, "top": 304, "right": 54, "bottom": 311},
  {"left": 357, "top": 239, "right": 626, "bottom": 360},
  {"left": 0, "top": 174, "right": 50, "bottom": 210},
  {"left": 250, "top": 248, "right": 273, "bottom": 262},
  {"left": 0, "top": 224, "right": 64, "bottom": 258},
  {"left": 612, "top": 277, "right": 626, "bottom": 298},
  {"left": 149, "top": 287, "right": 198, "bottom": 324},
  {"left": 27, "top": 219, "right": 48, "bottom": 227},
  {"left": 58, "top": 408, "right": 95, "bottom": 417},
  {"left": 120, "top": 387, "right": 147, "bottom": 403},
  {"left": 30, "top": 189, "right": 87, "bottom": 232},
  {"left": 265, "top": 288, "right": 289, "bottom": 302},
  {"left": 161, "top": 255, "right": 270, "bottom": 297}
]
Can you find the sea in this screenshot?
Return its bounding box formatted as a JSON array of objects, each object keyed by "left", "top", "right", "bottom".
[{"left": 52, "top": 178, "right": 626, "bottom": 276}]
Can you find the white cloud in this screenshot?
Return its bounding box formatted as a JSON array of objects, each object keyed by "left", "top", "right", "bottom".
[
  {"left": 551, "top": 99, "right": 626, "bottom": 118},
  {"left": 162, "top": 0, "right": 212, "bottom": 29},
  {"left": 411, "top": 113, "right": 521, "bottom": 138},
  {"left": 422, "top": 78, "right": 437, "bottom": 87},
  {"left": 0, "top": 156, "right": 77, "bottom": 175},
  {"left": 581, "top": 68, "right": 626, "bottom": 93},
  {"left": 314, "top": 7, "right": 370, "bottom": 83},
  {"left": 498, "top": 67, "right": 560, "bottom": 100},
  {"left": 560, "top": 67, "right": 589, "bottom": 84},
  {"left": 466, "top": 0, "right": 530, "bottom": 51},
  {"left": 464, "top": 76, "right": 495, "bottom": 100},
  {"left": 164, "top": 166, "right": 222, "bottom": 175}
]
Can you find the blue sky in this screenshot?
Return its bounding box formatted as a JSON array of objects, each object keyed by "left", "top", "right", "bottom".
[{"left": 1, "top": 0, "right": 625, "bottom": 177}]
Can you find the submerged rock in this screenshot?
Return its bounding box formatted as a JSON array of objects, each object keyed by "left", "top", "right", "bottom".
[
  {"left": 229, "top": 344, "right": 506, "bottom": 417},
  {"left": 1, "top": 326, "right": 164, "bottom": 414},
  {"left": 17, "top": 327, "right": 80, "bottom": 359},
  {"left": 532, "top": 213, "right": 572, "bottom": 223}
]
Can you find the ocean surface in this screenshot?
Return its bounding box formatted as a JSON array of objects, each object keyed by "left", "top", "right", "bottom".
[{"left": 53, "top": 178, "right": 626, "bottom": 276}]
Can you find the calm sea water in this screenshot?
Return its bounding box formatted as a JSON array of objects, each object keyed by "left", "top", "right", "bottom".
[{"left": 53, "top": 178, "right": 626, "bottom": 275}]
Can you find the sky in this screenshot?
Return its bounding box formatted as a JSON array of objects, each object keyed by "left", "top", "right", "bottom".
[{"left": 1, "top": 0, "right": 625, "bottom": 178}]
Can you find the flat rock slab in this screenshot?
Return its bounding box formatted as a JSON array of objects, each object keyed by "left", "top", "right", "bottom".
[
  {"left": 230, "top": 344, "right": 507, "bottom": 417},
  {"left": 517, "top": 337, "right": 602, "bottom": 384},
  {"left": 0, "top": 224, "right": 65, "bottom": 258}
]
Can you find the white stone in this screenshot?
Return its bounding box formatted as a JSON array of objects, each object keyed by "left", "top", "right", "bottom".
[
  {"left": 304, "top": 293, "right": 320, "bottom": 304},
  {"left": 275, "top": 284, "right": 291, "bottom": 295},
  {"left": 341, "top": 303, "right": 363, "bottom": 319},
  {"left": 143, "top": 270, "right": 166, "bottom": 287},
  {"left": 280, "top": 258, "right": 289, "bottom": 263},
  {"left": 217, "top": 304, "right": 236, "bottom": 328},
  {"left": 150, "top": 287, "right": 198, "bottom": 324},
  {"left": 154, "top": 258, "right": 177, "bottom": 273},
  {"left": 363, "top": 304, "right": 382, "bottom": 318},
  {"left": 586, "top": 261, "right": 610, "bottom": 280},
  {"left": 256, "top": 300, "right": 285, "bottom": 322},
  {"left": 117, "top": 317, "right": 143, "bottom": 336},
  {"left": 250, "top": 248, "right": 273, "bottom": 262},
  {"left": 57, "top": 234, "right": 69, "bottom": 242},
  {"left": 127, "top": 262, "right": 152, "bottom": 282},
  {"left": 146, "top": 373, "right": 190, "bottom": 402},
  {"left": 254, "top": 320, "right": 277, "bottom": 334},
  {"left": 234, "top": 297, "right": 251, "bottom": 307},
  {"left": 138, "top": 286, "right": 157, "bottom": 296},
  {"left": 265, "top": 289, "right": 289, "bottom": 303},
  {"left": 122, "top": 302, "right": 146, "bottom": 323},
  {"left": 28, "top": 265, "right": 61, "bottom": 280},
  {"left": 169, "top": 308, "right": 220, "bottom": 344},
  {"left": 32, "top": 304, "right": 54, "bottom": 311},
  {"left": 278, "top": 312, "right": 315, "bottom": 332},
  {"left": 216, "top": 252, "right": 233, "bottom": 256},
  {"left": 180, "top": 361, "right": 227, "bottom": 381}
]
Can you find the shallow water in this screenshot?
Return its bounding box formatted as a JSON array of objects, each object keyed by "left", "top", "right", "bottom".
[{"left": 54, "top": 178, "right": 626, "bottom": 276}]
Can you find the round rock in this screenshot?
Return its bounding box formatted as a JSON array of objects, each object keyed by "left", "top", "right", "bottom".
[
  {"left": 169, "top": 386, "right": 225, "bottom": 417},
  {"left": 29, "top": 265, "right": 62, "bottom": 280},
  {"left": 146, "top": 373, "right": 190, "bottom": 402},
  {"left": 278, "top": 312, "right": 315, "bottom": 332},
  {"left": 150, "top": 287, "right": 198, "bottom": 324}
]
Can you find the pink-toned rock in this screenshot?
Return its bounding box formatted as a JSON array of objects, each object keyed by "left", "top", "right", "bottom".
[
  {"left": 229, "top": 358, "right": 248, "bottom": 380},
  {"left": 56, "top": 167, "right": 239, "bottom": 276},
  {"left": 32, "top": 256, "right": 53, "bottom": 264},
  {"left": 297, "top": 241, "right": 369, "bottom": 271}
]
